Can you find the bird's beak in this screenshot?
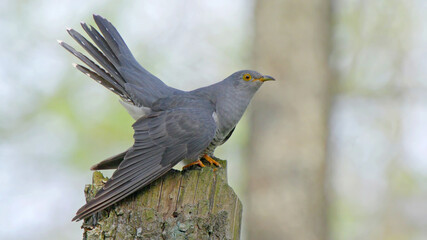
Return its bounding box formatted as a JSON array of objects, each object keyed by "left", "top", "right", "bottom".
[{"left": 261, "top": 75, "right": 275, "bottom": 82}]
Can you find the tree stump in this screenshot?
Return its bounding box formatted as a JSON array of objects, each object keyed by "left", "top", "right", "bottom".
[{"left": 80, "top": 160, "right": 242, "bottom": 240}]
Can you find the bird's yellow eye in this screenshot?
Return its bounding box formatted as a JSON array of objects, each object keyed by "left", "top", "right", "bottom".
[{"left": 243, "top": 73, "right": 252, "bottom": 81}]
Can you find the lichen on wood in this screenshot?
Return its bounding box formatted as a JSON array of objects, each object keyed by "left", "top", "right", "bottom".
[{"left": 80, "top": 159, "right": 242, "bottom": 240}]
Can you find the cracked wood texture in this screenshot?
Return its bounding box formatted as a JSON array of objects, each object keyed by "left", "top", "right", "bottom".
[{"left": 81, "top": 160, "right": 242, "bottom": 240}]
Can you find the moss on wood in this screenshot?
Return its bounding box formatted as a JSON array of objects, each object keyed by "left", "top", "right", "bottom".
[{"left": 81, "top": 159, "right": 242, "bottom": 240}]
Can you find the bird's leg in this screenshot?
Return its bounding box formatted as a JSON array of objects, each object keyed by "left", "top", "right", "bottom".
[
  {"left": 202, "top": 154, "right": 221, "bottom": 167},
  {"left": 182, "top": 159, "right": 205, "bottom": 170}
]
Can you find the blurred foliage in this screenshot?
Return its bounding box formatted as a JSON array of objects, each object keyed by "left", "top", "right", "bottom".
[{"left": 330, "top": 0, "right": 427, "bottom": 239}]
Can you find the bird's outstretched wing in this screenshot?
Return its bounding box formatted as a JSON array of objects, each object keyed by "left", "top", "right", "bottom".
[
  {"left": 72, "top": 106, "right": 217, "bottom": 221},
  {"left": 59, "top": 14, "right": 178, "bottom": 107}
]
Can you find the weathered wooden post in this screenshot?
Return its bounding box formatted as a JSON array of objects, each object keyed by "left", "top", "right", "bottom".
[{"left": 80, "top": 160, "right": 242, "bottom": 240}]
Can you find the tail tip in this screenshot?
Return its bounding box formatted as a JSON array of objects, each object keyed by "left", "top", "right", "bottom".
[{"left": 90, "top": 164, "right": 99, "bottom": 171}]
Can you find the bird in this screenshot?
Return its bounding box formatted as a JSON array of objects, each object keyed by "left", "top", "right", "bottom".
[{"left": 59, "top": 14, "right": 275, "bottom": 222}]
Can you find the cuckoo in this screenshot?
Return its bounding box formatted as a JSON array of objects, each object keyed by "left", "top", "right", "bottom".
[{"left": 59, "top": 14, "right": 274, "bottom": 221}]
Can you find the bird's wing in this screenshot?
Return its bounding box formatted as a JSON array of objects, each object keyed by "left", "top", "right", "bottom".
[
  {"left": 60, "top": 14, "right": 178, "bottom": 107},
  {"left": 221, "top": 127, "right": 236, "bottom": 145},
  {"left": 73, "top": 106, "right": 217, "bottom": 221}
]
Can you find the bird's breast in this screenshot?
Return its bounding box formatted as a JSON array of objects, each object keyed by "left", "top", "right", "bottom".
[
  {"left": 215, "top": 92, "right": 251, "bottom": 134},
  {"left": 202, "top": 111, "right": 232, "bottom": 155}
]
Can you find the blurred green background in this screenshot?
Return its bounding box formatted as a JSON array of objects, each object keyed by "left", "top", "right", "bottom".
[{"left": 1, "top": 0, "right": 426, "bottom": 239}]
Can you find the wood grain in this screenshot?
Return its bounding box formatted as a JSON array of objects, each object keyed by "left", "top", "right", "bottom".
[{"left": 81, "top": 160, "right": 242, "bottom": 240}]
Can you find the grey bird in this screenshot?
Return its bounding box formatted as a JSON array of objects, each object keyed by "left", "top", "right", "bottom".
[{"left": 59, "top": 14, "right": 274, "bottom": 221}]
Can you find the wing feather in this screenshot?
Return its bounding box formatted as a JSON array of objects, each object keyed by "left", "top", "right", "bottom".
[{"left": 72, "top": 106, "right": 216, "bottom": 221}]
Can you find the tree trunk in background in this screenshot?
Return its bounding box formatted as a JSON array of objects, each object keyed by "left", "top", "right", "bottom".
[{"left": 248, "top": 1, "right": 332, "bottom": 240}]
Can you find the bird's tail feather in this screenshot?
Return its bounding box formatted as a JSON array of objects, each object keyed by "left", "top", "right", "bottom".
[
  {"left": 90, "top": 150, "right": 127, "bottom": 170},
  {"left": 59, "top": 17, "right": 134, "bottom": 104}
]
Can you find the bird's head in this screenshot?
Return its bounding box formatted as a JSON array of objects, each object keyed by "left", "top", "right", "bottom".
[{"left": 227, "top": 70, "right": 275, "bottom": 92}]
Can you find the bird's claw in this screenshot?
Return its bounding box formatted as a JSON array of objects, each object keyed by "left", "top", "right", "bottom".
[
  {"left": 203, "top": 154, "right": 221, "bottom": 167},
  {"left": 182, "top": 159, "right": 205, "bottom": 170}
]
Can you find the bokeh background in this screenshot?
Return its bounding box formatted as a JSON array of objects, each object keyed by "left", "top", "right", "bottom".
[{"left": 1, "top": 0, "right": 426, "bottom": 239}]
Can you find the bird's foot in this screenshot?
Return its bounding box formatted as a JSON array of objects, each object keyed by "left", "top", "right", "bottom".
[
  {"left": 182, "top": 159, "right": 205, "bottom": 170},
  {"left": 203, "top": 154, "right": 221, "bottom": 167}
]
